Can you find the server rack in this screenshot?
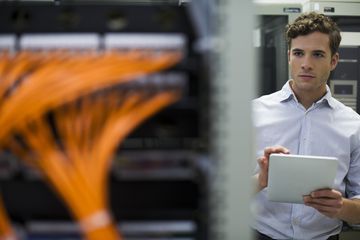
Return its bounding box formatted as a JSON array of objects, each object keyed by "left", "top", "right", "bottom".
[
  {"left": 254, "top": 1, "right": 302, "bottom": 96},
  {"left": 0, "top": 1, "right": 213, "bottom": 239}
]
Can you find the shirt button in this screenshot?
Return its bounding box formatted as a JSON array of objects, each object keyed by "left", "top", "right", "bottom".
[{"left": 293, "top": 218, "right": 300, "bottom": 225}]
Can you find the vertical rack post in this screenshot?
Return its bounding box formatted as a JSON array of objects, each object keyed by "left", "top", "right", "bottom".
[{"left": 211, "top": 0, "right": 256, "bottom": 239}]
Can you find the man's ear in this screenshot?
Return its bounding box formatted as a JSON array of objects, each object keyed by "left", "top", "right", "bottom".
[{"left": 330, "top": 52, "right": 339, "bottom": 71}]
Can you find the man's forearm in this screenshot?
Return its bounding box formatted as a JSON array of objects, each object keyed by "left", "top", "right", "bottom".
[{"left": 337, "top": 198, "right": 360, "bottom": 224}]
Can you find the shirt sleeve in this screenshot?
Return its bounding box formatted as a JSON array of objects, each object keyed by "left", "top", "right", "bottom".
[{"left": 346, "top": 145, "right": 360, "bottom": 199}]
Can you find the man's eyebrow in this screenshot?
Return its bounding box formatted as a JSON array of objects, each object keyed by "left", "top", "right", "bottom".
[
  {"left": 291, "top": 49, "right": 327, "bottom": 54},
  {"left": 312, "top": 50, "right": 326, "bottom": 54}
]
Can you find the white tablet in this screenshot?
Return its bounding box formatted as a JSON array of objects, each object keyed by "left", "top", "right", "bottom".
[{"left": 267, "top": 153, "right": 338, "bottom": 203}]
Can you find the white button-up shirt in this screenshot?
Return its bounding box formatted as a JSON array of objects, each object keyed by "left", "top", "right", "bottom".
[{"left": 252, "top": 80, "right": 360, "bottom": 240}]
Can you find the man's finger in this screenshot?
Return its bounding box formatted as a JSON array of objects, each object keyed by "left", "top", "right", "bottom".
[
  {"left": 311, "top": 189, "right": 342, "bottom": 199},
  {"left": 264, "top": 146, "right": 290, "bottom": 157}
]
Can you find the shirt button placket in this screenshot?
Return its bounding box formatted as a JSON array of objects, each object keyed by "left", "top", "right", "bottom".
[{"left": 303, "top": 111, "right": 311, "bottom": 154}]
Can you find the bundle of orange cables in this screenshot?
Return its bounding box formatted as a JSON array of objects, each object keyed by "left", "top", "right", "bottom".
[
  {"left": 0, "top": 50, "right": 181, "bottom": 142},
  {"left": 0, "top": 51, "right": 31, "bottom": 240},
  {"left": 0, "top": 49, "right": 182, "bottom": 240}
]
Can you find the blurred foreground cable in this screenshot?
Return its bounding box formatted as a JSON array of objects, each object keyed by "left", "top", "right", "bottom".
[
  {"left": 0, "top": 49, "right": 182, "bottom": 240},
  {"left": 0, "top": 198, "right": 16, "bottom": 240},
  {"left": 0, "top": 50, "right": 181, "bottom": 142}
]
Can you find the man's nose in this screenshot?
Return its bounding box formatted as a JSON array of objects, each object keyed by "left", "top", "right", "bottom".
[{"left": 301, "top": 56, "right": 313, "bottom": 71}]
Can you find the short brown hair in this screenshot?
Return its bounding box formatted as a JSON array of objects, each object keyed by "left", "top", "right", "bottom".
[{"left": 285, "top": 12, "right": 341, "bottom": 56}]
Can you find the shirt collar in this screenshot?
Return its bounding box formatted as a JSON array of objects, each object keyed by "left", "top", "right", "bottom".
[{"left": 279, "top": 80, "right": 336, "bottom": 109}]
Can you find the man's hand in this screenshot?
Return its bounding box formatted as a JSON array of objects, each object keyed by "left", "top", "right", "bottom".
[
  {"left": 303, "top": 189, "right": 343, "bottom": 218},
  {"left": 256, "top": 146, "right": 290, "bottom": 191}
]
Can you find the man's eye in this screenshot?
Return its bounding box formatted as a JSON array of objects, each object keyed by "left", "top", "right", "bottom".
[
  {"left": 314, "top": 53, "right": 324, "bottom": 58},
  {"left": 293, "top": 51, "right": 303, "bottom": 57}
]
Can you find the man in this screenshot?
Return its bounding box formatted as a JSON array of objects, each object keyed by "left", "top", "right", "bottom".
[{"left": 252, "top": 12, "right": 360, "bottom": 240}]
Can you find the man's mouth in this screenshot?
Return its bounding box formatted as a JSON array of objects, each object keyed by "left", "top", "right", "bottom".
[{"left": 298, "top": 74, "right": 315, "bottom": 80}]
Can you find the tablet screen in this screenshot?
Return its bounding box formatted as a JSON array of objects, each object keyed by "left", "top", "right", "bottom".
[{"left": 267, "top": 153, "right": 338, "bottom": 203}]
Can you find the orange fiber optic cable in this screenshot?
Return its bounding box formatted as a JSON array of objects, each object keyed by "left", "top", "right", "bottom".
[
  {"left": 0, "top": 197, "right": 16, "bottom": 240},
  {"left": 0, "top": 52, "right": 16, "bottom": 240},
  {"left": 0, "top": 51, "right": 41, "bottom": 240},
  {"left": 0, "top": 50, "right": 182, "bottom": 143},
  {"left": 7, "top": 87, "right": 180, "bottom": 240},
  {"left": 2, "top": 49, "right": 182, "bottom": 240}
]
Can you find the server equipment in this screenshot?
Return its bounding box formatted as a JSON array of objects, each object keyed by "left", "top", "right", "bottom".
[
  {"left": 255, "top": 1, "right": 302, "bottom": 96},
  {"left": 0, "top": 1, "right": 213, "bottom": 239}
]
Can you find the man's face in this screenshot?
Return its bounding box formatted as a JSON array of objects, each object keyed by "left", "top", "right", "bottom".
[{"left": 288, "top": 31, "right": 339, "bottom": 98}]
